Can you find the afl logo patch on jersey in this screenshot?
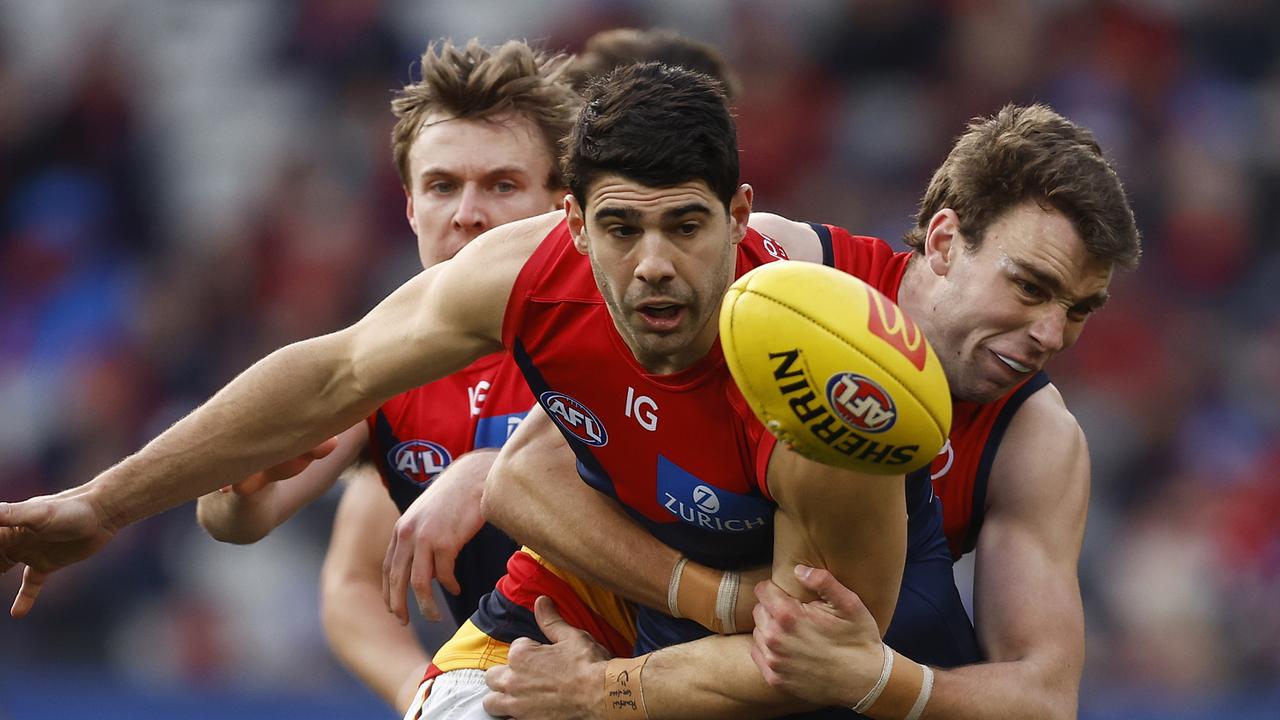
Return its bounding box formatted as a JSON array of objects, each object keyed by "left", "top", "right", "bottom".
[
  {"left": 826, "top": 372, "right": 897, "bottom": 434},
  {"left": 539, "top": 391, "right": 608, "bottom": 447},
  {"left": 388, "top": 439, "right": 452, "bottom": 487}
]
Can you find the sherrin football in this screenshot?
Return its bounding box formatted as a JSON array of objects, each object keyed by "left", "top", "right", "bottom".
[{"left": 720, "top": 261, "right": 951, "bottom": 475}]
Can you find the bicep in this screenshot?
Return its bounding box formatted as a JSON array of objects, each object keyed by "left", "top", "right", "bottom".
[
  {"left": 767, "top": 447, "right": 906, "bottom": 632},
  {"left": 345, "top": 218, "right": 542, "bottom": 401},
  {"left": 973, "top": 392, "right": 1088, "bottom": 676}
]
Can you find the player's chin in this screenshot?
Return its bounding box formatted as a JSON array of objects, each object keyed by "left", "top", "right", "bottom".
[{"left": 952, "top": 376, "right": 1010, "bottom": 405}]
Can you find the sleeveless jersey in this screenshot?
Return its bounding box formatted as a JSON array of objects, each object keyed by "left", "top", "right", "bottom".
[
  {"left": 424, "top": 221, "right": 986, "bottom": 704},
  {"left": 503, "top": 221, "right": 789, "bottom": 651},
  {"left": 822, "top": 225, "right": 1053, "bottom": 560},
  {"left": 364, "top": 351, "right": 533, "bottom": 623}
]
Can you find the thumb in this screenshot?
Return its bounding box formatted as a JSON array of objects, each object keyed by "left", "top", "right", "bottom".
[
  {"left": 532, "top": 595, "right": 576, "bottom": 643},
  {"left": 11, "top": 566, "right": 49, "bottom": 619},
  {"left": 794, "top": 564, "right": 865, "bottom": 617}
]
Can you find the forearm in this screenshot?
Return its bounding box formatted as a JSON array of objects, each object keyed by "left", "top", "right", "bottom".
[
  {"left": 486, "top": 469, "right": 676, "bottom": 612},
  {"left": 911, "top": 658, "right": 1077, "bottom": 720},
  {"left": 640, "top": 634, "right": 816, "bottom": 719},
  {"left": 321, "top": 578, "right": 430, "bottom": 713},
  {"left": 196, "top": 487, "right": 285, "bottom": 544},
  {"left": 93, "top": 337, "right": 376, "bottom": 528}
]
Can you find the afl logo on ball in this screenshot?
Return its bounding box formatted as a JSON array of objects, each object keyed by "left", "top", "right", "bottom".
[
  {"left": 389, "top": 439, "right": 453, "bottom": 487},
  {"left": 826, "top": 373, "right": 897, "bottom": 434},
  {"left": 540, "top": 391, "right": 608, "bottom": 447}
]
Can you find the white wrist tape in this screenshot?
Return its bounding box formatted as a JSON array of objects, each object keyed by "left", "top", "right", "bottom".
[
  {"left": 852, "top": 643, "right": 894, "bottom": 714},
  {"left": 715, "top": 570, "right": 741, "bottom": 634},
  {"left": 667, "top": 556, "right": 689, "bottom": 618},
  {"left": 904, "top": 663, "right": 934, "bottom": 720}
]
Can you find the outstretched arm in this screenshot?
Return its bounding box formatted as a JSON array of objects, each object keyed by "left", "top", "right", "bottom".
[
  {"left": 0, "top": 212, "right": 556, "bottom": 615},
  {"left": 196, "top": 424, "right": 367, "bottom": 544}
]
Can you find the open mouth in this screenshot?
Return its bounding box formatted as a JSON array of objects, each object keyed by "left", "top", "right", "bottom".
[
  {"left": 638, "top": 305, "right": 680, "bottom": 319},
  {"left": 994, "top": 352, "right": 1032, "bottom": 374}
]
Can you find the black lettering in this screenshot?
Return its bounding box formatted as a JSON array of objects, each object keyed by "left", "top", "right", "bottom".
[
  {"left": 857, "top": 440, "right": 895, "bottom": 464},
  {"left": 809, "top": 415, "right": 848, "bottom": 444},
  {"left": 833, "top": 433, "right": 868, "bottom": 457},
  {"left": 889, "top": 445, "right": 919, "bottom": 466},
  {"left": 778, "top": 379, "right": 810, "bottom": 395},
  {"left": 788, "top": 391, "right": 827, "bottom": 423},
  {"left": 769, "top": 349, "right": 804, "bottom": 380}
]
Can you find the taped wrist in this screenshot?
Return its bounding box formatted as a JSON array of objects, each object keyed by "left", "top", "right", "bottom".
[
  {"left": 604, "top": 655, "right": 650, "bottom": 719},
  {"left": 854, "top": 644, "right": 934, "bottom": 720},
  {"left": 668, "top": 557, "right": 740, "bottom": 633}
]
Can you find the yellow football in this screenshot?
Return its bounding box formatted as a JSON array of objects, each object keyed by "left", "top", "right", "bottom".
[{"left": 720, "top": 261, "right": 951, "bottom": 475}]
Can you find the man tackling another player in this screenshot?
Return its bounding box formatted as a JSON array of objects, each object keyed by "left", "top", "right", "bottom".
[
  {"left": 2, "top": 62, "right": 931, "bottom": 717},
  {"left": 477, "top": 104, "right": 1139, "bottom": 719}
]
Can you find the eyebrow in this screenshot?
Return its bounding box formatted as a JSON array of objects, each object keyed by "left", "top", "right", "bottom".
[
  {"left": 417, "top": 165, "right": 532, "bottom": 181},
  {"left": 593, "top": 202, "right": 713, "bottom": 224},
  {"left": 1011, "top": 259, "right": 1110, "bottom": 310}
]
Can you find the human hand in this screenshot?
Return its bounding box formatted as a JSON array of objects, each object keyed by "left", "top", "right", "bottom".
[
  {"left": 733, "top": 564, "right": 773, "bottom": 632},
  {"left": 483, "top": 596, "right": 611, "bottom": 719},
  {"left": 220, "top": 436, "right": 339, "bottom": 496},
  {"left": 0, "top": 488, "right": 117, "bottom": 618},
  {"left": 382, "top": 449, "right": 494, "bottom": 623},
  {"left": 749, "top": 564, "right": 886, "bottom": 707}
]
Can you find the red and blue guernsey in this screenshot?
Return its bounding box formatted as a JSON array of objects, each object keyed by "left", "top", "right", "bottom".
[
  {"left": 503, "top": 220, "right": 788, "bottom": 651},
  {"left": 820, "top": 226, "right": 1051, "bottom": 561},
  {"left": 364, "top": 351, "right": 533, "bottom": 623},
  {"left": 427, "top": 221, "right": 1045, "bottom": 703}
]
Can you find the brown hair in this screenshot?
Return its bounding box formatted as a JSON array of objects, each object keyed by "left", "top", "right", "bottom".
[
  {"left": 567, "top": 28, "right": 742, "bottom": 101},
  {"left": 390, "top": 39, "right": 581, "bottom": 191},
  {"left": 563, "top": 63, "right": 739, "bottom": 210},
  {"left": 905, "top": 104, "right": 1141, "bottom": 269}
]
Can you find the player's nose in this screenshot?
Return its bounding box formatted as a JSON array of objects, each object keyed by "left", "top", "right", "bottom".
[
  {"left": 1028, "top": 306, "right": 1067, "bottom": 354},
  {"left": 451, "top": 184, "right": 489, "bottom": 232},
  {"left": 633, "top": 234, "right": 676, "bottom": 283}
]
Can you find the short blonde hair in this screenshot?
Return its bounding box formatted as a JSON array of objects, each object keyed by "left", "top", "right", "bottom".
[{"left": 391, "top": 39, "right": 581, "bottom": 190}]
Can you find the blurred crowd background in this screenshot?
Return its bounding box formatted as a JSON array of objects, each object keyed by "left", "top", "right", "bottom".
[{"left": 1, "top": 0, "right": 1277, "bottom": 718}]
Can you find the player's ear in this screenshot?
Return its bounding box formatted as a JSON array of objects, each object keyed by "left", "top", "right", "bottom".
[
  {"left": 565, "top": 194, "right": 588, "bottom": 255},
  {"left": 924, "top": 209, "right": 961, "bottom": 276},
  {"left": 405, "top": 189, "right": 419, "bottom": 236},
  {"left": 728, "top": 184, "right": 753, "bottom": 246}
]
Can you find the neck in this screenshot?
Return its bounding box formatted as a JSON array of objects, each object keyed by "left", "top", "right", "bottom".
[{"left": 896, "top": 253, "right": 930, "bottom": 321}]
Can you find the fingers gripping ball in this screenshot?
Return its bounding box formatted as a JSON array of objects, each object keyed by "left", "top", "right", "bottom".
[{"left": 720, "top": 262, "right": 950, "bottom": 474}]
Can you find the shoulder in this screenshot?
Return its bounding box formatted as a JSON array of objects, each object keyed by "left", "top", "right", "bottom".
[
  {"left": 988, "top": 383, "right": 1090, "bottom": 514},
  {"left": 748, "top": 212, "right": 824, "bottom": 263},
  {"left": 434, "top": 212, "right": 563, "bottom": 300},
  {"left": 455, "top": 210, "right": 563, "bottom": 270}
]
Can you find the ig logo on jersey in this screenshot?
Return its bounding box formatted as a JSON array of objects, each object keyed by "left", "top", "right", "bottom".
[
  {"left": 540, "top": 391, "right": 608, "bottom": 447},
  {"left": 826, "top": 372, "right": 897, "bottom": 434},
  {"left": 388, "top": 439, "right": 452, "bottom": 487}
]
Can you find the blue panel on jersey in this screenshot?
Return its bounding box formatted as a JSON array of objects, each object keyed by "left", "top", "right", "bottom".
[
  {"left": 655, "top": 455, "right": 774, "bottom": 534},
  {"left": 473, "top": 411, "right": 529, "bottom": 449}
]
